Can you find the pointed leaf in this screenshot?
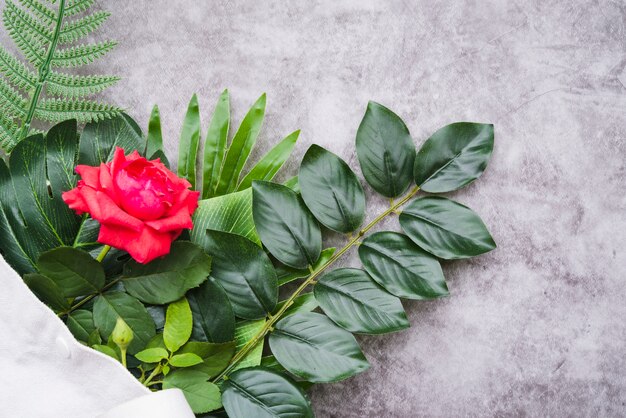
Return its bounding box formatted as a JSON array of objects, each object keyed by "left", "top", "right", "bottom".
[
  {"left": 37, "top": 247, "right": 105, "bottom": 297},
  {"left": 145, "top": 104, "right": 163, "bottom": 158},
  {"left": 79, "top": 113, "right": 144, "bottom": 166},
  {"left": 170, "top": 353, "right": 204, "bottom": 368},
  {"left": 66, "top": 309, "right": 96, "bottom": 342},
  {"left": 164, "top": 297, "right": 193, "bottom": 352},
  {"left": 188, "top": 278, "right": 235, "bottom": 343},
  {"left": 178, "top": 94, "right": 201, "bottom": 189},
  {"left": 202, "top": 89, "right": 230, "bottom": 199},
  {"left": 135, "top": 347, "right": 169, "bottom": 363},
  {"left": 23, "top": 273, "right": 69, "bottom": 313}
]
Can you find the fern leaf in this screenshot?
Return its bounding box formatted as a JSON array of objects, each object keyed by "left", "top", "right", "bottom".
[
  {"left": 35, "top": 98, "right": 122, "bottom": 123},
  {"left": 17, "top": 0, "right": 55, "bottom": 25},
  {"left": 51, "top": 40, "right": 116, "bottom": 67},
  {"left": 0, "top": 77, "right": 27, "bottom": 117},
  {"left": 46, "top": 72, "right": 119, "bottom": 98},
  {"left": 0, "top": 47, "right": 37, "bottom": 91},
  {"left": 0, "top": 112, "right": 19, "bottom": 151},
  {"left": 3, "top": 1, "right": 53, "bottom": 46},
  {"left": 2, "top": 12, "right": 45, "bottom": 66},
  {"left": 64, "top": 0, "right": 95, "bottom": 17},
  {"left": 59, "top": 11, "right": 110, "bottom": 44}
]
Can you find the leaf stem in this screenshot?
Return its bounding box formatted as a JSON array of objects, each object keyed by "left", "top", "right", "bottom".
[
  {"left": 142, "top": 364, "right": 162, "bottom": 387},
  {"left": 96, "top": 245, "right": 111, "bottom": 262},
  {"left": 57, "top": 277, "right": 121, "bottom": 317},
  {"left": 213, "top": 185, "right": 421, "bottom": 382}
]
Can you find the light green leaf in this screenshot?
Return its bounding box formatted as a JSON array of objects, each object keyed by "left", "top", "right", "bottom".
[
  {"left": 145, "top": 104, "right": 163, "bottom": 158},
  {"left": 233, "top": 319, "right": 265, "bottom": 372},
  {"left": 178, "top": 341, "right": 236, "bottom": 378},
  {"left": 188, "top": 278, "right": 235, "bottom": 343},
  {"left": 202, "top": 89, "right": 230, "bottom": 199},
  {"left": 163, "top": 370, "right": 222, "bottom": 414},
  {"left": 177, "top": 94, "right": 201, "bottom": 189},
  {"left": 92, "top": 344, "right": 119, "bottom": 360},
  {"left": 37, "top": 247, "right": 105, "bottom": 298},
  {"left": 135, "top": 347, "right": 169, "bottom": 363},
  {"left": 164, "top": 297, "right": 193, "bottom": 353},
  {"left": 170, "top": 353, "right": 204, "bottom": 368}
]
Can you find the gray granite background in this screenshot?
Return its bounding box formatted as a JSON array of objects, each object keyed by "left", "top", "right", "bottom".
[{"left": 4, "top": 0, "right": 626, "bottom": 416}]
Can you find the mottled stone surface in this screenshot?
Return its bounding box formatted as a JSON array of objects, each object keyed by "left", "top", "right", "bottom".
[{"left": 5, "top": 0, "right": 626, "bottom": 416}]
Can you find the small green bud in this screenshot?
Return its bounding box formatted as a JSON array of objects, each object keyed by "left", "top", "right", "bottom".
[{"left": 111, "top": 317, "right": 134, "bottom": 351}]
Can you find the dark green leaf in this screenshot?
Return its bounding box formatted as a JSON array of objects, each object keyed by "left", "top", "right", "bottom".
[
  {"left": 179, "top": 341, "right": 236, "bottom": 378},
  {"left": 66, "top": 309, "right": 96, "bottom": 342},
  {"left": 276, "top": 247, "right": 336, "bottom": 286},
  {"left": 414, "top": 122, "right": 494, "bottom": 193},
  {"left": 79, "top": 113, "right": 144, "bottom": 166},
  {"left": 299, "top": 144, "right": 365, "bottom": 233},
  {"left": 147, "top": 305, "right": 165, "bottom": 332},
  {"left": 359, "top": 231, "right": 449, "bottom": 299},
  {"left": 23, "top": 273, "right": 69, "bottom": 312},
  {"left": 200, "top": 230, "right": 277, "bottom": 319},
  {"left": 399, "top": 196, "right": 496, "bottom": 259},
  {"left": 178, "top": 94, "right": 201, "bottom": 189},
  {"left": 135, "top": 347, "right": 169, "bottom": 363},
  {"left": 237, "top": 129, "right": 300, "bottom": 191},
  {"left": 314, "top": 268, "right": 409, "bottom": 334},
  {"left": 202, "top": 89, "right": 230, "bottom": 199},
  {"left": 252, "top": 181, "right": 321, "bottom": 269},
  {"left": 122, "top": 241, "right": 211, "bottom": 305},
  {"left": 188, "top": 278, "right": 235, "bottom": 343},
  {"left": 269, "top": 312, "right": 369, "bottom": 383},
  {"left": 356, "top": 101, "right": 415, "bottom": 197},
  {"left": 93, "top": 292, "right": 156, "bottom": 354},
  {"left": 146, "top": 104, "right": 163, "bottom": 158},
  {"left": 164, "top": 297, "right": 193, "bottom": 352},
  {"left": 215, "top": 94, "right": 266, "bottom": 195},
  {"left": 170, "top": 353, "right": 204, "bottom": 368},
  {"left": 222, "top": 368, "right": 313, "bottom": 418},
  {"left": 163, "top": 370, "right": 222, "bottom": 414},
  {"left": 37, "top": 247, "right": 105, "bottom": 297}
]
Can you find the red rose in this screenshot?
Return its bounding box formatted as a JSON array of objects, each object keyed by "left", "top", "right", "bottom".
[{"left": 62, "top": 147, "right": 200, "bottom": 264}]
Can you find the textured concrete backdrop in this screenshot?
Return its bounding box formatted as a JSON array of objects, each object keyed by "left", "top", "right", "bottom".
[{"left": 6, "top": 0, "right": 626, "bottom": 416}]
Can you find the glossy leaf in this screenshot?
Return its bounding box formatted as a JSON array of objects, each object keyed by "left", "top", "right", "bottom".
[
  {"left": 188, "top": 278, "right": 235, "bottom": 343},
  {"left": 66, "top": 309, "right": 96, "bottom": 342},
  {"left": 122, "top": 241, "right": 211, "bottom": 305},
  {"left": 359, "top": 231, "right": 449, "bottom": 299},
  {"left": 356, "top": 101, "right": 415, "bottom": 197},
  {"left": 164, "top": 297, "right": 193, "bottom": 353},
  {"left": 237, "top": 129, "right": 300, "bottom": 191},
  {"left": 23, "top": 273, "right": 69, "bottom": 312},
  {"left": 299, "top": 144, "right": 365, "bottom": 233},
  {"left": 276, "top": 247, "right": 336, "bottom": 286},
  {"left": 414, "top": 122, "right": 494, "bottom": 193},
  {"left": 314, "top": 268, "right": 409, "bottom": 334},
  {"left": 163, "top": 370, "right": 222, "bottom": 414},
  {"left": 233, "top": 319, "right": 265, "bottom": 371},
  {"left": 170, "top": 353, "right": 204, "bottom": 368},
  {"left": 202, "top": 89, "right": 230, "bottom": 199},
  {"left": 252, "top": 181, "right": 321, "bottom": 269},
  {"left": 222, "top": 368, "right": 314, "bottom": 418},
  {"left": 269, "top": 312, "right": 369, "bottom": 383},
  {"left": 400, "top": 196, "right": 496, "bottom": 259},
  {"left": 177, "top": 94, "right": 201, "bottom": 189},
  {"left": 37, "top": 247, "right": 105, "bottom": 297},
  {"left": 145, "top": 104, "right": 163, "bottom": 158},
  {"left": 93, "top": 292, "right": 156, "bottom": 354},
  {"left": 78, "top": 113, "right": 144, "bottom": 167},
  {"left": 274, "top": 292, "right": 318, "bottom": 317},
  {"left": 135, "top": 347, "right": 169, "bottom": 363},
  {"left": 283, "top": 176, "right": 300, "bottom": 193},
  {"left": 178, "top": 341, "right": 236, "bottom": 378},
  {"left": 215, "top": 94, "right": 266, "bottom": 195}
]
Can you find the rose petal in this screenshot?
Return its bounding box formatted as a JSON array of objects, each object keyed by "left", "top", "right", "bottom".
[
  {"left": 145, "top": 206, "right": 193, "bottom": 232},
  {"left": 75, "top": 165, "right": 100, "bottom": 188},
  {"left": 98, "top": 224, "right": 172, "bottom": 264},
  {"left": 62, "top": 187, "right": 89, "bottom": 214},
  {"left": 80, "top": 187, "right": 143, "bottom": 231},
  {"left": 98, "top": 163, "right": 120, "bottom": 205}
]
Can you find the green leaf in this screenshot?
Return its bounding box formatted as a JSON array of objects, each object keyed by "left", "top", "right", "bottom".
[
  {"left": 93, "top": 292, "right": 156, "bottom": 354},
  {"left": 356, "top": 101, "right": 415, "bottom": 197},
  {"left": 170, "top": 353, "right": 204, "bottom": 368},
  {"left": 37, "top": 247, "right": 105, "bottom": 297},
  {"left": 200, "top": 230, "right": 277, "bottom": 320},
  {"left": 222, "top": 368, "right": 314, "bottom": 418},
  {"left": 145, "top": 104, "right": 163, "bottom": 158},
  {"left": 283, "top": 175, "right": 300, "bottom": 193},
  {"left": 92, "top": 344, "right": 119, "bottom": 360},
  {"left": 78, "top": 113, "right": 144, "bottom": 167},
  {"left": 178, "top": 341, "right": 236, "bottom": 378},
  {"left": 299, "top": 144, "right": 365, "bottom": 233},
  {"left": 188, "top": 278, "right": 235, "bottom": 343},
  {"left": 314, "top": 268, "right": 409, "bottom": 334},
  {"left": 178, "top": 94, "right": 201, "bottom": 189},
  {"left": 122, "top": 241, "right": 211, "bottom": 305},
  {"left": 164, "top": 297, "right": 193, "bottom": 353},
  {"left": 414, "top": 122, "right": 494, "bottom": 193},
  {"left": 215, "top": 94, "right": 266, "bottom": 195},
  {"left": 35, "top": 98, "right": 121, "bottom": 123},
  {"left": 276, "top": 247, "right": 336, "bottom": 286},
  {"left": 163, "top": 370, "right": 222, "bottom": 414},
  {"left": 66, "top": 309, "right": 96, "bottom": 342},
  {"left": 202, "top": 89, "right": 230, "bottom": 199},
  {"left": 399, "top": 196, "right": 496, "bottom": 259},
  {"left": 358, "top": 231, "right": 448, "bottom": 299},
  {"left": 51, "top": 40, "right": 117, "bottom": 67},
  {"left": 269, "top": 312, "right": 369, "bottom": 383},
  {"left": 191, "top": 189, "right": 260, "bottom": 247},
  {"left": 233, "top": 319, "right": 265, "bottom": 371},
  {"left": 237, "top": 129, "right": 300, "bottom": 191},
  {"left": 23, "top": 273, "right": 69, "bottom": 313},
  {"left": 252, "top": 181, "right": 321, "bottom": 269},
  {"left": 274, "top": 292, "right": 317, "bottom": 317},
  {"left": 135, "top": 347, "right": 169, "bottom": 363}
]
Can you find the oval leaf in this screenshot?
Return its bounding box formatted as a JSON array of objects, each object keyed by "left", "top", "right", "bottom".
[
  {"left": 356, "top": 101, "right": 415, "bottom": 197},
  {"left": 135, "top": 347, "right": 169, "bottom": 363},
  {"left": 188, "top": 278, "right": 236, "bottom": 343},
  {"left": 23, "top": 273, "right": 69, "bottom": 313},
  {"left": 414, "top": 122, "right": 494, "bottom": 193},
  {"left": 299, "top": 144, "right": 365, "bottom": 233},
  {"left": 252, "top": 181, "right": 321, "bottom": 269},
  {"left": 314, "top": 268, "right": 409, "bottom": 334},
  {"left": 269, "top": 312, "right": 369, "bottom": 383},
  {"left": 122, "top": 241, "right": 211, "bottom": 305},
  {"left": 399, "top": 196, "right": 496, "bottom": 259},
  {"left": 178, "top": 341, "right": 236, "bottom": 378},
  {"left": 37, "top": 247, "right": 105, "bottom": 298},
  {"left": 170, "top": 352, "right": 204, "bottom": 368},
  {"left": 358, "top": 231, "right": 449, "bottom": 299},
  {"left": 200, "top": 229, "right": 277, "bottom": 319},
  {"left": 222, "top": 368, "right": 313, "bottom": 418},
  {"left": 164, "top": 297, "right": 193, "bottom": 353},
  {"left": 66, "top": 309, "right": 96, "bottom": 342},
  {"left": 163, "top": 370, "right": 222, "bottom": 414}
]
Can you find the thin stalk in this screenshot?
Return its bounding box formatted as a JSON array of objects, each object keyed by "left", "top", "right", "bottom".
[
  {"left": 96, "top": 245, "right": 111, "bottom": 262},
  {"left": 142, "top": 364, "right": 162, "bottom": 387},
  {"left": 213, "top": 185, "right": 421, "bottom": 382},
  {"left": 57, "top": 277, "right": 121, "bottom": 317}
]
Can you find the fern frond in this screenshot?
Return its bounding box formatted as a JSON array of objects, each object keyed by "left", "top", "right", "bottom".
[
  {"left": 0, "top": 77, "right": 28, "bottom": 117},
  {"left": 64, "top": 0, "right": 94, "bottom": 17},
  {"left": 46, "top": 72, "right": 119, "bottom": 98},
  {"left": 0, "top": 47, "right": 37, "bottom": 91},
  {"left": 35, "top": 98, "right": 122, "bottom": 123},
  {"left": 17, "top": 0, "right": 55, "bottom": 25},
  {"left": 51, "top": 40, "right": 116, "bottom": 67},
  {"left": 2, "top": 12, "right": 45, "bottom": 66},
  {"left": 59, "top": 11, "right": 109, "bottom": 44},
  {"left": 0, "top": 111, "right": 19, "bottom": 150},
  {"left": 3, "top": 1, "right": 53, "bottom": 46}
]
